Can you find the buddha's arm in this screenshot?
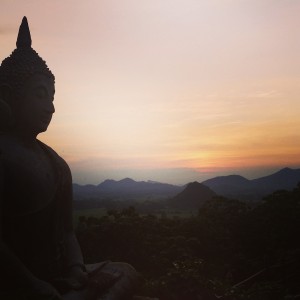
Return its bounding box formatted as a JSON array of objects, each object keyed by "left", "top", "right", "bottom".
[
  {"left": 0, "top": 239, "right": 38, "bottom": 288},
  {"left": 65, "top": 231, "right": 85, "bottom": 270},
  {"left": 0, "top": 243, "right": 63, "bottom": 299},
  {"left": 0, "top": 152, "right": 35, "bottom": 287},
  {"left": 62, "top": 163, "right": 85, "bottom": 269},
  {"left": 62, "top": 162, "right": 88, "bottom": 287},
  {"left": 0, "top": 156, "right": 62, "bottom": 299}
]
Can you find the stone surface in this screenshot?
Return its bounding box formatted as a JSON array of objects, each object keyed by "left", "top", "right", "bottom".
[{"left": 0, "top": 17, "right": 139, "bottom": 300}]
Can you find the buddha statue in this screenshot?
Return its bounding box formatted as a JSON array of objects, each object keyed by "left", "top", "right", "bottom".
[{"left": 0, "top": 17, "right": 139, "bottom": 300}]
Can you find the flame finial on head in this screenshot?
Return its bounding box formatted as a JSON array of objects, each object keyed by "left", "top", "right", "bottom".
[
  {"left": 0, "top": 16, "right": 55, "bottom": 94},
  {"left": 16, "top": 17, "right": 32, "bottom": 48}
]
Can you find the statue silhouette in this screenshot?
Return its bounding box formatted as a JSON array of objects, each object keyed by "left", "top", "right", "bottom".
[{"left": 0, "top": 17, "right": 139, "bottom": 300}]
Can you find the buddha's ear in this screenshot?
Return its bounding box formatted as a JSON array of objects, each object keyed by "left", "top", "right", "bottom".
[{"left": 0, "top": 84, "right": 13, "bottom": 106}]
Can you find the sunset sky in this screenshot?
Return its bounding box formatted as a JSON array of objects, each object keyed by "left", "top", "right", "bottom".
[{"left": 0, "top": 0, "right": 300, "bottom": 184}]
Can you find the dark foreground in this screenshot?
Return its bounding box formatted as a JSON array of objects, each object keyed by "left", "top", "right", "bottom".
[{"left": 77, "top": 185, "right": 300, "bottom": 300}]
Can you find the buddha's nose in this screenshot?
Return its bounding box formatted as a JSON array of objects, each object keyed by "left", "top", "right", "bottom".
[{"left": 46, "top": 101, "right": 55, "bottom": 114}]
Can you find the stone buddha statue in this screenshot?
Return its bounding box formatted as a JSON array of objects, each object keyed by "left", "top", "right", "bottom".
[{"left": 0, "top": 17, "right": 139, "bottom": 300}]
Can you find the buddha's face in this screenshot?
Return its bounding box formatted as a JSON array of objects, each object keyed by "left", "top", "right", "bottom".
[{"left": 14, "top": 73, "right": 55, "bottom": 135}]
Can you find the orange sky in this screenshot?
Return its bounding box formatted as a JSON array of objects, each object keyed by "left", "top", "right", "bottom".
[{"left": 1, "top": 0, "right": 300, "bottom": 184}]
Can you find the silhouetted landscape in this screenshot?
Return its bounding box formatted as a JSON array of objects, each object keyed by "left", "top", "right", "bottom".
[
  {"left": 74, "top": 167, "right": 300, "bottom": 299},
  {"left": 73, "top": 177, "right": 183, "bottom": 201},
  {"left": 203, "top": 167, "right": 300, "bottom": 201},
  {"left": 2, "top": 3, "right": 299, "bottom": 299},
  {"left": 73, "top": 167, "right": 300, "bottom": 211}
]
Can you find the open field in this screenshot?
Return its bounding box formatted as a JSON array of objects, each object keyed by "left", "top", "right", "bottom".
[{"left": 73, "top": 206, "right": 195, "bottom": 225}]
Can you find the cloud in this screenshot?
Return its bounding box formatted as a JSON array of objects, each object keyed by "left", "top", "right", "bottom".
[
  {"left": 0, "top": 26, "right": 15, "bottom": 35},
  {"left": 246, "top": 90, "right": 281, "bottom": 99}
]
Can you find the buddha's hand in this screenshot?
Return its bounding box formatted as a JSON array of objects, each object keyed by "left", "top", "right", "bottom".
[
  {"left": 68, "top": 265, "right": 89, "bottom": 289},
  {"left": 31, "top": 279, "right": 63, "bottom": 300},
  {"left": 54, "top": 266, "right": 88, "bottom": 291}
]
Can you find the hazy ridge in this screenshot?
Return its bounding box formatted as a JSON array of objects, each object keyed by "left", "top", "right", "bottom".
[{"left": 73, "top": 167, "right": 300, "bottom": 202}]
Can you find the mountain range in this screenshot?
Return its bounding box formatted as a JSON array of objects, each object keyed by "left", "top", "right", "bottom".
[
  {"left": 202, "top": 167, "right": 300, "bottom": 201},
  {"left": 73, "top": 167, "right": 300, "bottom": 202},
  {"left": 73, "top": 177, "right": 183, "bottom": 201}
]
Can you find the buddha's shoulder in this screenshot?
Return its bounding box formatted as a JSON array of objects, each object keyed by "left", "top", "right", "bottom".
[
  {"left": 0, "top": 135, "right": 70, "bottom": 173},
  {"left": 37, "top": 140, "right": 71, "bottom": 172}
]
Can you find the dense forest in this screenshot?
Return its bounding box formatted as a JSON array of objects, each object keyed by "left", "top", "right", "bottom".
[{"left": 76, "top": 184, "right": 300, "bottom": 300}]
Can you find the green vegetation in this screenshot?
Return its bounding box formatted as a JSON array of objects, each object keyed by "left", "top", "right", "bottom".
[
  {"left": 73, "top": 208, "right": 107, "bottom": 226},
  {"left": 73, "top": 206, "right": 194, "bottom": 224},
  {"left": 76, "top": 185, "right": 300, "bottom": 299}
]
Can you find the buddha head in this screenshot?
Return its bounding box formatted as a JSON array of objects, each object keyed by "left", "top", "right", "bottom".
[{"left": 0, "top": 17, "right": 55, "bottom": 136}]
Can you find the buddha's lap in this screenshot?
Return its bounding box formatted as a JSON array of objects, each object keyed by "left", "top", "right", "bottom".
[
  {"left": 63, "top": 262, "right": 139, "bottom": 300},
  {"left": 0, "top": 262, "right": 139, "bottom": 300}
]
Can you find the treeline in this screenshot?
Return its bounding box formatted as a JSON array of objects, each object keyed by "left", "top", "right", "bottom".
[
  {"left": 73, "top": 197, "right": 166, "bottom": 213},
  {"left": 76, "top": 185, "right": 300, "bottom": 300}
]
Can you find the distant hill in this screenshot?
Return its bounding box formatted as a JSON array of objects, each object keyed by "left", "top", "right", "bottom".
[
  {"left": 73, "top": 168, "right": 300, "bottom": 203},
  {"left": 73, "top": 178, "right": 183, "bottom": 201},
  {"left": 167, "top": 181, "right": 216, "bottom": 210},
  {"left": 202, "top": 167, "right": 300, "bottom": 201}
]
